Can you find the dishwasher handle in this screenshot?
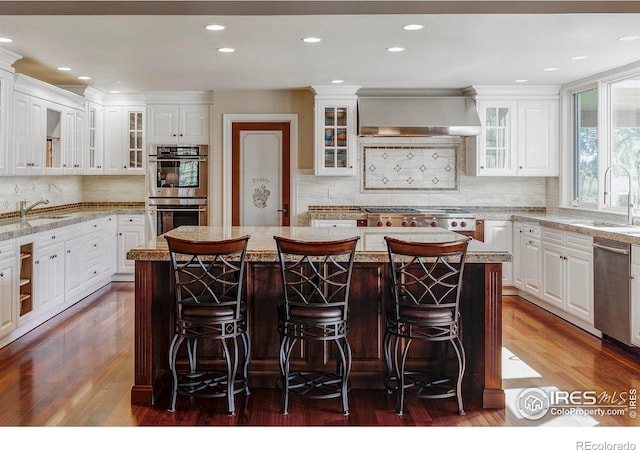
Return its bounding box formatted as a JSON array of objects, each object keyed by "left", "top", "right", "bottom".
[{"left": 592, "top": 242, "right": 630, "bottom": 255}]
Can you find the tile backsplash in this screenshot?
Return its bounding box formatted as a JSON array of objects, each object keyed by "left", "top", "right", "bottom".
[{"left": 0, "top": 175, "right": 145, "bottom": 214}]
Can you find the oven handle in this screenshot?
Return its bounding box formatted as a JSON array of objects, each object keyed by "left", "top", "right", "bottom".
[
  {"left": 148, "top": 207, "right": 208, "bottom": 212},
  {"left": 148, "top": 157, "right": 207, "bottom": 162}
]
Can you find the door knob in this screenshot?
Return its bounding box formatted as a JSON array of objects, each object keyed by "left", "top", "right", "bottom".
[{"left": 277, "top": 204, "right": 289, "bottom": 218}]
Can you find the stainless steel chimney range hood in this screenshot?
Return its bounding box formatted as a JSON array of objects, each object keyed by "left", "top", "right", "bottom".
[{"left": 357, "top": 92, "right": 482, "bottom": 137}]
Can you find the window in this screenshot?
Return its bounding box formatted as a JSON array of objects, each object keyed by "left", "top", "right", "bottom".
[
  {"left": 610, "top": 77, "right": 640, "bottom": 208},
  {"left": 573, "top": 88, "right": 598, "bottom": 205},
  {"left": 568, "top": 68, "right": 640, "bottom": 214}
]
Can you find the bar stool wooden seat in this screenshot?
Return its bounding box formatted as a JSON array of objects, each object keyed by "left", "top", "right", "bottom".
[
  {"left": 165, "top": 234, "right": 251, "bottom": 415},
  {"left": 274, "top": 235, "right": 360, "bottom": 415},
  {"left": 383, "top": 236, "right": 470, "bottom": 416}
]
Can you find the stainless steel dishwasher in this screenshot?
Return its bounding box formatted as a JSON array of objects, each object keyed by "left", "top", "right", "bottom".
[{"left": 592, "top": 237, "right": 632, "bottom": 346}]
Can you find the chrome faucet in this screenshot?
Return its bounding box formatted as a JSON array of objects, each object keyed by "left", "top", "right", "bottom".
[
  {"left": 603, "top": 164, "right": 634, "bottom": 224},
  {"left": 19, "top": 199, "right": 49, "bottom": 219}
]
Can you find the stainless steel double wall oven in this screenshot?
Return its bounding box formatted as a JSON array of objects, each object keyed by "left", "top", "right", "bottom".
[{"left": 147, "top": 145, "right": 208, "bottom": 235}]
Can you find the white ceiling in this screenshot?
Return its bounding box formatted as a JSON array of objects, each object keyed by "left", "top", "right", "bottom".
[{"left": 0, "top": 1, "right": 639, "bottom": 93}]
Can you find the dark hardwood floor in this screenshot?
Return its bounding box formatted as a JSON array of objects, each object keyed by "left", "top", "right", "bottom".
[{"left": 0, "top": 282, "right": 639, "bottom": 427}]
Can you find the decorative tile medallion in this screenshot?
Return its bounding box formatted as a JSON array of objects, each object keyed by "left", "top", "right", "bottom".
[{"left": 362, "top": 144, "right": 458, "bottom": 191}]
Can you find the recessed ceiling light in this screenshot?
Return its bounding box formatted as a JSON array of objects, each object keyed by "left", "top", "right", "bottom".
[
  {"left": 544, "top": 67, "right": 559, "bottom": 72},
  {"left": 619, "top": 35, "right": 639, "bottom": 41},
  {"left": 515, "top": 79, "right": 528, "bottom": 83},
  {"left": 109, "top": 90, "right": 121, "bottom": 94},
  {"left": 387, "top": 47, "right": 405, "bottom": 52},
  {"left": 57, "top": 67, "right": 72, "bottom": 71},
  {"left": 205, "top": 24, "right": 225, "bottom": 31},
  {"left": 217, "top": 47, "right": 235, "bottom": 53},
  {"left": 571, "top": 55, "right": 588, "bottom": 60},
  {"left": 302, "top": 37, "right": 322, "bottom": 43},
  {"left": 403, "top": 24, "right": 424, "bottom": 31},
  {"left": 78, "top": 76, "right": 91, "bottom": 80},
  {"left": 0, "top": 37, "right": 12, "bottom": 43},
  {"left": 331, "top": 79, "right": 344, "bottom": 84}
]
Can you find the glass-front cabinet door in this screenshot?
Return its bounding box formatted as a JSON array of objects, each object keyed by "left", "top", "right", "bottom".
[
  {"left": 128, "top": 110, "right": 144, "bottom": 170},
  {"left": 314, "top": 97, "right": 357, "bottom": 176},
  {"left": 477, "top": 100, "right": 517, "bottom": 175}
]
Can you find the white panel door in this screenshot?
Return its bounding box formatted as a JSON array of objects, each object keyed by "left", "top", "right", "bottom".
[{"left": 240, "top": 130, "right": 282, "bottom": 226}]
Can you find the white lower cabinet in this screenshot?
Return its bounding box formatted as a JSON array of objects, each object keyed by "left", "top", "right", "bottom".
[
  {"left": 1, "top": 213, "right": 140, "bottom": 349},
  {"left": 513, "top": 222, "right": 541, "bottom": 296},
  {"left": 117, "top": 215, "right": 146, "bottom": 276},
  {"left": 34, "top": 238, "right": 65, "bottom": 315},
  {"left": 483, "top": 220, "right": 513, "bottom": 286},
  {"left": 0, "top": 240, "right": 17, "bottom": 340},
  {"left": 631, "top": 246, "right": 640, "bottom": 346},
  {"left": 540, "top": 228, "right": 593, "bottom": 324},
  {"left": 64, "top": 225, "right": 85, "bottom": 304}
]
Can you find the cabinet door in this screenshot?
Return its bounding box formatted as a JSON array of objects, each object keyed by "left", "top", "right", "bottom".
[
  {"left": 0, "top": 71, "right": 11, "bottom": 176},
  {"left": 564, "top": 247, "right": 593, "bottom": 323},
  {"left": 476, "top": 100, "right": 517, "bottom": 176},
  {"left": 104, "top": 216, "right": 118, "bottom": 277},
  {"left": 0, "top": 258, "right": 17, "bottom": 339},
  {"left": 179, "top": 105, "right": 209, "bottom": 144},
  {"left": 13, "top": 93, "right": 45, "bottom": 175},
  {"left": 148, "top": 105, "right": 177, "bottom": 144},
  {"left": 64, "top": 236, "right": 84, "bottom": 303},
  {"left": 632, "top": 257, "right": 640, "bottom": 346},
  {"left": 314, "top": 98, "right": 356, "bottom": 176},
  {"left": 484, "top": 220, "right": 513, "bottom": 285},
  {"left": 541, "top": 241, "right": 565, "bottom": 308},
  {"left": 117, "top": 225, "right": 144, "bottom": 273},
  {"left": 104, "top": 106, "right": 124, "bottom": 174},
  {"left": 512, "top": 222, "right": 524, "bottom": 289},
  {"left": 523, "top": 237, "right": 542, "bottom": 296},
  {"left": 517, "top": 100, "right": 557, "bottom": 176},
  {"left": 35, "top": 242, "right": 65, "bottom": 314},
  {"left": 70, "top": 109, "right": 85, "bottom": 173},
  {"left": 125, "top": 109, "right": 145, "bottom": 173},
  {"left": 86, "top": 103, "right": 104, "bottom": 174}
]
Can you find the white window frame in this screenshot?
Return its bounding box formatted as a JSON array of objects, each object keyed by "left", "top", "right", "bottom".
[{"left": 561, "top": 61, "right": 640, "bottom": 216}]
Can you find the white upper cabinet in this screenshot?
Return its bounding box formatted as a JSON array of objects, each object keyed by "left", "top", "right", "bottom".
[
  {"left": 13, "top": 91, "right": 45, "bottom": 175},
  {"left": 466, "top": 86, "right": 559, "bottom": 177},
  {"left": 104, "top": 103, "right": 145, "bottom": 175},
  {"left": 145, "top": 92, "right": 212, "bottom": 145},
  {"left": 0, "top": 49, "right": 20, "bottom": 176},
  {"left": 311, "top": 85, "right": 359, "bottom": 176},
  {"left": 12, "top": 75, "right": 85, "bottom": 176},
  {"left": 85, "top": 102, "right": 105, "bottom": 174},
  {"left": 147, "top": 104, "right": 210, "bottom": 145}
]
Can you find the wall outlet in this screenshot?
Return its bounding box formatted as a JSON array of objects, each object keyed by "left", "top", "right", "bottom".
[{"left": 328, "top": 187, "right": 336, "bottom": 198}]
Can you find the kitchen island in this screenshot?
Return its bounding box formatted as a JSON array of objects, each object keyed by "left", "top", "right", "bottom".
[{"left": 127, "top": 226, "right": 510, "bottom": 409}]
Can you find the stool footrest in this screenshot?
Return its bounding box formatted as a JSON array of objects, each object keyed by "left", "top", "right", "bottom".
[
  {"left": 385, "top": 371, "right": 457, "bottom": 399},
  {"left": 176, "top": 370, "right": 249, "bottom": 399},
  {"left": 277, "top": 370, "right": 350, "bottom": 400}
]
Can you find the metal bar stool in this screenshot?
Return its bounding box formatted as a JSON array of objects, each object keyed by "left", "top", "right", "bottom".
[
  {"left": 165, "top": 234, "right": 251, "bottom": 415},
  {"left": 273, "top": 235, "right": 359, "bottom": 415},
  {"left": 383, "top": 236, "right": 469, "bottom": 416}
]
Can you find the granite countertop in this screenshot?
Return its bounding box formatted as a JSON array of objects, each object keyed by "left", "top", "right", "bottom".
[
  {"left": 127, "top": 225, "right": 511, "bottom": 264},
  {"left": 0, "top": 207, "right": 145, "bottom": 241},
  {"left": 511, "top": 213, "right": 640, "bottom": 245}
]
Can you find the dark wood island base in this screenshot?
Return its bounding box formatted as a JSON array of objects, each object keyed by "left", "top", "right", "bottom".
[{"left": 128, "top": 226, "right": 508, "bottom": 410}]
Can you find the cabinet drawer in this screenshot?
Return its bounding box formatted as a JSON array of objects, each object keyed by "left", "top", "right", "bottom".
[
  {"left": 522, "top": 223, "right": 541, "bottom": 237},
  {"left": 84, "top": 219, "right": 104, "bottom": 233},
  {"left": 37, "top": 228, "right": 66, "bottom": 247},
  {"left": 0, "top": 240, "right": 15, "bottom": 259},
  {"left": 542, "top": 228, "right": 563, "bottom": 245},
  {"left": 565, "top": 232, "right": 592, "bottom": 252},
  {"left": 85, "top": 263, "right": 103, "bottom": 285},
  {"left": 118, "top": 215, "right": 145, "bottom": 226},
  {"left": 311, "top": 219, "right": 357, "bottom": 227},
  {"left": 85, "top": 235, "right": 103, "bottom": 262}
]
